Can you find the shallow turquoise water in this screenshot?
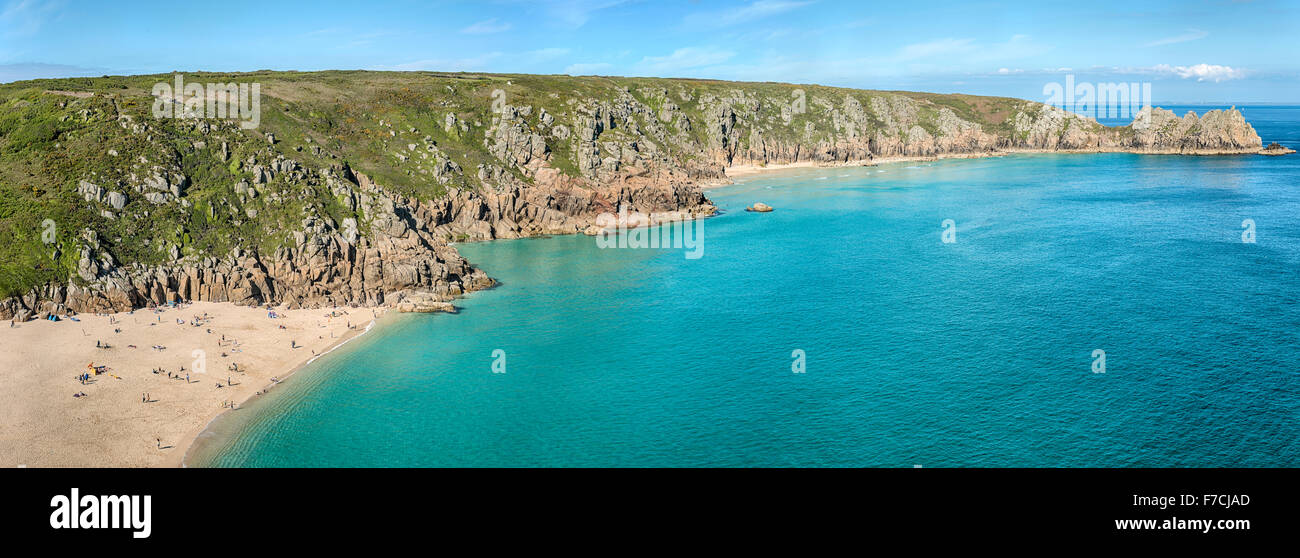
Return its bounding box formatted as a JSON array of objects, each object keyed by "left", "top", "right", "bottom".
[{"left": 193, "top": 150, "right": 1300, "bottom": 467}]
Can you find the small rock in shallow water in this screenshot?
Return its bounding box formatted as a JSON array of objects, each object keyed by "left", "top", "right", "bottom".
[
  {"left": 746, "top": 202, "right": 773, "bottom": 212},
  {"left": 1260, "top": 142, "right": 1295, "bottom": 156}
]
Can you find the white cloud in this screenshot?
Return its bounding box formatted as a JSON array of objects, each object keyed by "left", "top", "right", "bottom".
[
  {"left": 897, "top": 38, "right": 977, "bottom": 62},
  {"left": 461, "top": 18, "right": 512, "bottom": 34},
  {"left": 685, "top": 0, "right": 814, "bottom": 27},
  {"left": 301, "top": 27, "right": 342, "bottom": 37},
  {"left": 636, "top": 47, "right": 735, "bottom": 74},
  {"left": 669, "top": 34, "right": 1043, "bottom": 85},
  {"left": 537, "top": 0, "right": 628, "bottom": 29},
  {"left": 527, "top": 47, "right": 571, "bottom": 61},
  {"left": 886, "top": 35, "right": 1038, "bottom": 70},
  {"left": 1142, "top": 29, "right": 1208, "bottom": 47},
  {"left": 564, "top": 62, "right": 613, "bottom": 75},
  {"left": 1152, "top": 63, "right": 1245, "bottom": 82},
  {"left": 374, "top": 53, "right": 503, "bottom": 72},
  {"left": 1, "top": 0, "right": 63, "bottom": 37},
  {"left": 0, "top": 62, "right": 104, "bottom": 83}
]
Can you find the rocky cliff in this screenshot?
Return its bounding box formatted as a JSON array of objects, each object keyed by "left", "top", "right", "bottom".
[{"left": 0, "top": 71, "right": 1267, "bottom": 320}]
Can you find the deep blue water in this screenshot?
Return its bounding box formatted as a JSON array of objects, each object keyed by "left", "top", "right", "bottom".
[{"left": 192, "top": 111, "right": 1300, "bottom": 468}]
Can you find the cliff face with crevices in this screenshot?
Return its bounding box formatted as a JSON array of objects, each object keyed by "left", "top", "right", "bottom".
[
  {"left": 0, "top": 71, "right": 1266, "bottom": 320},
  {"left": 722, "top": 98, "right": 1262, "bottom": 165}
]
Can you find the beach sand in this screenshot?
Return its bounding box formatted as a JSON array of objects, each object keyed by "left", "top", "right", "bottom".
[
  {"left": 0, "top": 302, "right": 377, "bottom": 468},
  {"left": 719, "top": 152, "right": 1014, "bottom": 181},
  {"left": 717, "top": 146, "right": 1265, "bottom": 183}
]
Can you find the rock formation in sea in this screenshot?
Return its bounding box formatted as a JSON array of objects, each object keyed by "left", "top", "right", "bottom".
[{"left": 1260, "top": 142, "right": 1296, "bottom": 155}]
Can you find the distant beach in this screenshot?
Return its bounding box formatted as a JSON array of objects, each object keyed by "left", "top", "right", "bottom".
[{"left": 717, "top": 143, "right": 1279, "bottom": 183}]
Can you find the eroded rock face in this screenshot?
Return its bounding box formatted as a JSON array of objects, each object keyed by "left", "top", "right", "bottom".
[
  {"left": 3, "top": 173, "right": 491, "bottom": 318},
  {"left": 1013, "top": 104, "right": 1105, "bottom": 150},
  {"left": 717, "top": 94, "right": 1263, "bottom": 167},
  {"left": 1008, "top": 104, "right": 1263, "bottom": 153},
  {"left": 0, "top": 82, "right": 1266, "bottom": 322},
  {"left": 0, "top": 162, "right": 715, "bottom": 320},
  {"left": 1128, "top": 107, "right": 1261, "bottom": 152}
]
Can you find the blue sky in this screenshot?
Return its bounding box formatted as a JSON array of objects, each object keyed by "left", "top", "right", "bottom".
[{"left": 1, "top": 0, "right": 1297, "bottom": 103}]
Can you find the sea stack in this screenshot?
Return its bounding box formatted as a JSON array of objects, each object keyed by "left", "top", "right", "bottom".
[{"left": 1260, "top": 142, "right": 1296, "bottom": 155}]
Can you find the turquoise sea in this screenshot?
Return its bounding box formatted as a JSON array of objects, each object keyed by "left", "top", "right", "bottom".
[{"left": 191, "top": 107, "right": 1300, "bottom": 467}]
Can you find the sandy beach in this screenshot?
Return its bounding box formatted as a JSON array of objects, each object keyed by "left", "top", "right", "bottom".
[
  {"left": 717, "top": 146, "right": 1268, "bottom": 182},
  {"left": 716, "top": 152, "right": 1010, "bottom": 183},
  {"left": 0, "top": 302, "right": 378, "bottom": 467}
]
